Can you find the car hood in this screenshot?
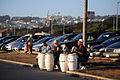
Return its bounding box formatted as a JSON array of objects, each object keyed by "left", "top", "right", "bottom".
[
  {"left": 91, "top": 44, "right": 105, "bottom": 50},
  {"left": 12, "top": 42, "right": 25, "bottom": 47},
  {"left": 6, "top": 41, "right": 17, "bottom": 46}
]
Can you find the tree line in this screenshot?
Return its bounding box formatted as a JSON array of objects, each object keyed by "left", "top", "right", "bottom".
[{"left": 14, "top": 17, "right": 120, "bottom": 37}]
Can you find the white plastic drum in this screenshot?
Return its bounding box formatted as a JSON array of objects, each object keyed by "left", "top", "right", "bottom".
[
  {"left": 68, "top": 53, "right": 78, "bottom": 71},
  {"left": 37, "top": 53, "right": 45, "bottom": 70},
  {"left": 45, "top": 53, "right": 54, "bottom": 71},
  {"left": 59, "top": 54, "right": 68, "bottom": 72}
]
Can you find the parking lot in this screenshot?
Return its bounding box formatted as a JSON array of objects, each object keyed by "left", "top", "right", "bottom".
[
  {"left": 1, "top": 31, "right": 120, "bottom": 58},
  {"left": 0, "top": 32, "right": 120, "bottom": 79}
]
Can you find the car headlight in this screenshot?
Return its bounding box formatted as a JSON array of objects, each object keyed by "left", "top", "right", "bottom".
[
  {"left": 87, "top": 44, "right": 90, "bottom": 48},
  {"left": 99, "top": 48, "right": 105, "bottom": 52}
]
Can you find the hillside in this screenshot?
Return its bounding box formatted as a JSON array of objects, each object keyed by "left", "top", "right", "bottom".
[{"left": 14, "top": 17, "right": 120, "bottom": 37}]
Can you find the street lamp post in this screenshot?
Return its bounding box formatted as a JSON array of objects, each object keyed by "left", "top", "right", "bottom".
[
  {"left": 51, "top": 18, "right": 53, "bottom": 34},
  {"left": 50, "top": 15, "right": 54, "bottom": 34},
  {"left": 116, "top": 1, "right": 120, "bottom": 31},
  {"left": 14, "top": 24, "right": 16, "bottom": 35},
  {"left": 63, "top": 24, "right": 65, "bottom": 35}
]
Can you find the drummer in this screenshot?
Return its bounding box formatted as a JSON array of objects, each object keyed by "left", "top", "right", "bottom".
[
  {"left": 62, "top": 44, "right": 70, "bottom": 54},
  {"left": 41, "top": 41, "right": 51, "bottom": 54},
  {"left": 71, "top": 39, "right": 89, "bottom": 70},
  {"left": 36, "top": 41, "right": 51, "bottom": 59},
  {"left": 49, "top": 40, "right": 63, "bottom": 70}
]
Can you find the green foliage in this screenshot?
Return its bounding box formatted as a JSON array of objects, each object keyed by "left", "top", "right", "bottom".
[
  {"left": 87, "top": 23, "right": 107, "bottom": 32},
  {"left": 14, "top": 17, "right": 119, "bottom": 37}
]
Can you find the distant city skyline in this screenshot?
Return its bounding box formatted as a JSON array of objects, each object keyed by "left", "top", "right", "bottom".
[{"left": 0, "top": 0, "right": 120, "bottom": 18}]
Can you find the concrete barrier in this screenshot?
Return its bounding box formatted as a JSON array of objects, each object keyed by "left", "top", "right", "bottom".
[
  {"left": 0, "top": 59, "right": 34, "bottom": 67},
  {"left": 66, "top": 71, "right": 116, "bottom": 80}
]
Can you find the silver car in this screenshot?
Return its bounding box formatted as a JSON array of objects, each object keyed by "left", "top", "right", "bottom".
[
  {"left": 103, "top": 41, "right": 120, "bottom": 58},
  {"left": 5, "top": 35, "right": 29, "bottom": 50}
]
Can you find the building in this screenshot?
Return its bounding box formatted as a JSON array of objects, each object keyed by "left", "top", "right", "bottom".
[
  {"left": 87, "top": 11, "right": 95, "bottom": 19},
  {"left": 0, "top": 28, "right": 8, "bottom": 37}
]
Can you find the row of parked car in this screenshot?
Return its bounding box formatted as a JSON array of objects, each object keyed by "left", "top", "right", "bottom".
[
  {"left": 89, "top": 31, "right": 120, "bottom": 58},
  {"left": 0, "top": 31, "right": 120, "bottom": 58}
]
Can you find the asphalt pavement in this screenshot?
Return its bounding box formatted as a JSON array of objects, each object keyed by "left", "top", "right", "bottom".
[{"left": 0, "top": 61, "right": 88, "bottom": 80}]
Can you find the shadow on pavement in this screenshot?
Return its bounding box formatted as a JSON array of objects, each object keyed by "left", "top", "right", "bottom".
[{"left": 87, "top": 62, "right": 120, "bottom": 70}]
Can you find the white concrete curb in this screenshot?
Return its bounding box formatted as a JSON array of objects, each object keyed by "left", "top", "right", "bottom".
[
  {"left": 66, "top": 71, "right": 116, "bottom": 80},
  {"left": 0, "top": 59, "right": 34, "bottom": 67}
]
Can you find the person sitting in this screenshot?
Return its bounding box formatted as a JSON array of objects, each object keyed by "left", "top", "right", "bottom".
[
  {"left": 41, "top": 41, "right": 51, "bottom": 54},
  {"left": 49, "top": 40, "right": 63, "bottom": 70},
  {"left": 62, "top": 44, "right": 70, "bottom": 54},
  {"left": 71, "top": 40, "right": 89, "bottom": 70},
  {"left": 36, "top": 41, "right": 51, "bottom": 59}
]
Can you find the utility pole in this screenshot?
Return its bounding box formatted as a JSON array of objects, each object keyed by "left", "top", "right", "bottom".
[
  {"left": 116, "top": 2, "right": 120, "bottom": 31},
  {"left": 83, "top": 0, "right": 88, "bottom": 47},
  {"left": 113, "top": 16, "right": 115, "bottom": 31}
]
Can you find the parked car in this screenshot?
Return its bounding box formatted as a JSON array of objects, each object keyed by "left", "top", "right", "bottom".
[
  {"left": 58, "top": 32, "right": 101, "bottom": 50},
  {"left": 32, "top": 37, "right": 53, "bottom": 52},
  {"left": 73, "top": 32, "right": 101, "bottom": 42},
  {"left": 102, "top": 41, "right": 120, "bottom": 58},
  {"left": 0, "top": 36, "right": 19, "bottom": 50},
  {"left": 13, "top": 35, "right": 48, "bottom": 51},
  {"left": 90, "top": 36, "right": 120, "bottom": 57},
  {"left": 0, "top": 36, "right": 13, "bottom": 44},
  {"left": 87, "top": 31, "right": 120, "bottom": 48},
  {"left": 5, "top": 34, "right": 46, "bottom": 51},
  {"left": 33, "top": 33, "right": 78, "bottom": 52}
]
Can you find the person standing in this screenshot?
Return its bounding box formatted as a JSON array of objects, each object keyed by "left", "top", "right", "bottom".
[
  {"left": 27, "top": 34, "right": 33, "bottom": 54},
  {"left": 24, "top": 40, "right": 28, "bottom": 53}
]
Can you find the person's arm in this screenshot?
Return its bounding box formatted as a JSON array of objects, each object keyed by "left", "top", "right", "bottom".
[{"left": 75, "top": 50, "right": 83, "bottom": 55}]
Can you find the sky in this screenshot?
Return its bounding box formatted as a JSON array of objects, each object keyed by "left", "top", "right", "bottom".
[{"left": 0, "top": 0, "right": 120, "bottom": 18}]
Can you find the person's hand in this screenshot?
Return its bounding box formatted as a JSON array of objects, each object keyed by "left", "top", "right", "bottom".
[
  {"left": 49, "top": 50, "right": 52, "bottom": 53},
  {"left": 78, "top": 52, "right": 83, "bottom": 55},
  {"left": 75, "top": 50, "right": 77, "bottom": 53}
]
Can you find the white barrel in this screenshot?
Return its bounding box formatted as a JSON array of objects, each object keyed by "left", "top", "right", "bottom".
[
  {"left": 37, "top": 53, "right": 45, "bottom": 70},
  {"left": 45, "top": 53, "right": 54, "bottom": 71},
  {"left": 68, "top": 53, "right": 78, "bottom": 71},
  {"left": 59, "top": 54, "right": 68, "bottom": 72}
]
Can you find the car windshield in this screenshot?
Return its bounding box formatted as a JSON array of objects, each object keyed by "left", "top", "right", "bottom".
[
  {"left": 107, "top": 41, "right": 120, "bottom": 48},
  {"left": 56, "top": 35, "right": 68, "bottom": 42},
  {"left": 15, "top": 36, "right": 29, "bottom": 42},
  {"left": 73, "top": 33, "right": 82, "bottom": 40},
  {"left": 97, "top": 34, "right": 110, "bottom": 40},
  {"left": 0, "top": 37, "right": 6, "bottom": 41},
  {"left": 102, "top": 36, "right": 120, "bottom": 45},
  {"left": 97, "top": 32, "right": 116, "bottom": 40},
  {"left": 36, "top": 37, "right": 47, "bottom": 43},
  {"left": 46, "top": 38, "right": 56, "bottom": 45},
  {"left": 5, "top": 38, "right": 14, "bottom": 42}
]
